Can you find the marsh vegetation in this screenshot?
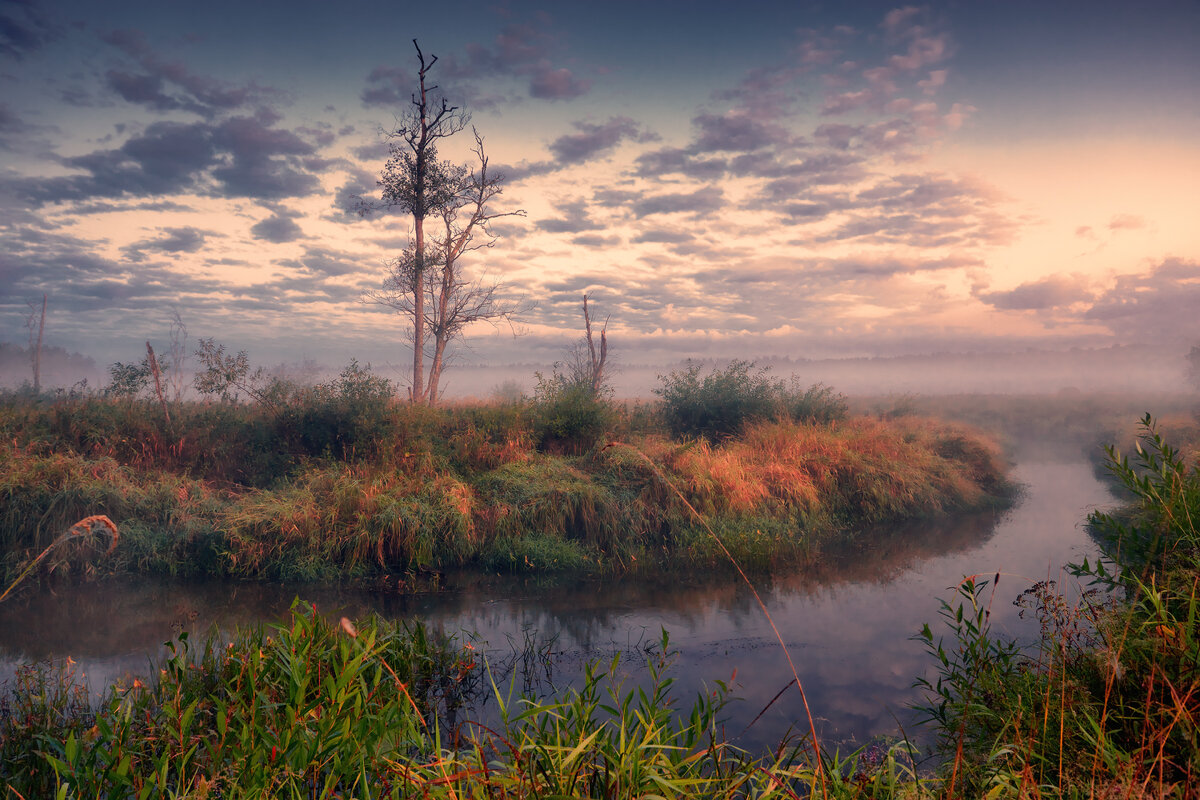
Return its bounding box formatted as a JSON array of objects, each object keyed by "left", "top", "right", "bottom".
[{"left": 2, "top": 364, "right": 1196, "bottom": 796}]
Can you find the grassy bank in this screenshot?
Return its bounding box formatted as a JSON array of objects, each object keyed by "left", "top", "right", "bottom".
[
  {"left": 0, "top": 387, "right": 1011, "bottom": 583},
  {"left": 1, "top": 416, "right": 1196, "bottom": 798}
]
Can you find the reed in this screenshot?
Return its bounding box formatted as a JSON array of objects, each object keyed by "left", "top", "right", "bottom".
[{"left": 0, "top": 514, "right": 117, "bottom": 602}]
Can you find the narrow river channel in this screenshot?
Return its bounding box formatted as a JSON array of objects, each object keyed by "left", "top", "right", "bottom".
[{"left": 0, "top": 450, "right": 1114, "bottom": 754}]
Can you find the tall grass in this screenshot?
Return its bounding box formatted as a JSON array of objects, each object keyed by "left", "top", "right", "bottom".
[
  {"left": 1, "top": 387, "right": 1012, "bottom": 583},
  {"left": 914, "top": 415, "right": 1200, "bottom": 798},
  {"left": 2, "top": 602, "right": 926, "bottom": 798}
]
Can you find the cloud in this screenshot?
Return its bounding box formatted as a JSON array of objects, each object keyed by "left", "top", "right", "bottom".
[
  {"left": 100, "top": 29, "right": 264, "bottom": 117},
  {"left": 547, "top": 117, "right": 656, "bottom": 164},
  {"left": 632, "top": 229, "right": 694, "bottom": 244},
  {"left": 534, "top": 199, "right": 600, "bottom": 233},
  {"left": 250, "top": 213, "right": 304, "bottom": 243},
  {"left": 529, "top": 67, "right": 590, "bottom": 100},
  {"left": 366, "top": 22, "right": 592, "bottom": 107},
  {"left": 1108, "top": 213, "right": 1146, "bottom": 231},
  {"left": 122, "top": 226, "right": 211, "bottom": 261},
  {"left": 0, "top": 0, "right": 59, "bottom": 59},
  {"left": 633, "top": 147, "right": 727, "bottom": 179},
  {"left": 278, "top": 245, "right": 363, "bottom": 277},
  {"left": 209, "top": 113, "right": 319, "bottom": 199},
  {"left": 1084, "top": 258, "right": 1200, "bottom": 342},
  {"left": 571, "top": 234, "right": 621, "bottom": 248},
  {"left": 632, "top": 188, "right": 724, "bottom": 218},
  {"left": 976, "top": 274, "right": 1093, "bottom": 311},
  {"left": 691, "top": 112, "right": 785, "bottom": 152},
  {"left": 12, "top": 112, "right": 322, "bottom": 205}
]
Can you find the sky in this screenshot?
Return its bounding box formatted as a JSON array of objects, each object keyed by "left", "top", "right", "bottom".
[{"left": 1, "top": 0, "right": 1198, "bottom": 386}]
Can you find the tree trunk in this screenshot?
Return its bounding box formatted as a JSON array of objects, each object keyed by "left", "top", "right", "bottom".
[
  {"left": 146, "top": 341, "right": 171, "bottom": 427},
  {"left": 32, "top": 294, "right": 45, "bottom": 394},
  {"left": 411, "top": 215, "right": 426, "bottom": 402}
]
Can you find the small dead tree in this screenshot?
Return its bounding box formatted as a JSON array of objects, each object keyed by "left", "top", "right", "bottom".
[
  {"left": 145, "top": 342, "right": 171, "bottom": 426},
  {"left": 167, "top": 310, "right": 188, "bottom": 402},
  {"left": 582, "top": 294, "right": 608, "bottom": 397},
  {"left": 25, "top": 294, "right": 46, "bottom": 393}
]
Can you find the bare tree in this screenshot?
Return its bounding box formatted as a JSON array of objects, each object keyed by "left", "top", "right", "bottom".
[
  {"left": 362, "top": 39, "right": 469, "bottom": 403},
  {"left": 167, "top": 310, "right": 188, "bottom": 402},
  {"left": 25, "top": 294, "right": 46, "bottom": 393},
  {"left": 145, "top": 341, "right": 171, "bottom": 426},
  {"left": 556, "top": 295, "right": 612, "bottom": 397},
  {"left": 363, "top": 43, "right": 525, "bottom": 404},
  {"left": 581, "top": 294, "right": 609, "bottom": 397}
]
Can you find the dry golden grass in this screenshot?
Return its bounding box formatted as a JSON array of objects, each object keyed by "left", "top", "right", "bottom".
[{"left": 628, "top": 417, "right": 1005, "bottom": 524}]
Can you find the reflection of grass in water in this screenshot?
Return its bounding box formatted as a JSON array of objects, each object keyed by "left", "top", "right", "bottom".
[{"left": 0, "top": 514, "right": 117, "bottom": 604}]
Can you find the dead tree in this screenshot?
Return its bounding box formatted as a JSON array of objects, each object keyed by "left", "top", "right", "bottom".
[
  {"left": 25, "top": 294, "right": 46, "bottom": 393},
  {"left": 145, "top": 342, "right": 171, "bottom": 426},
  {"left": 423, "top": 132, "right": 526, "bottom": 403},
  {"left": 582, "top": 295, "right": 608, "bottom": 397}
]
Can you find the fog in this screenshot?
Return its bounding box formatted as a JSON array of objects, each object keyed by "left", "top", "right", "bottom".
[{"left": 1, "top": 341, "right": 1191, "bottom": 401}]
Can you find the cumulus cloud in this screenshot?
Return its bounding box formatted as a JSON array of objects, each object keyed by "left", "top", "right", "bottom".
[
  {"left": 250, "top": 213, "right": 304, "bottom": 243},
  {"left": 535, "top": 199, "right": 601, "bottom": 233},
  {"left": 279, "top": 245, "right": 362, "bottom": 277},
  {"left": 122, "top": 226, "right": 211, "bottom": 261},
  {"left": 634, "top": 147, "right": 727, "bottom": 179},
  {"left": 975, "top": 274, "right": 1093, "bottom": 311},
  {"left": 692, "top": 112, "right": 786, "bottom": 152},
  {"left": 632, "top": 188, "right": 724, "bottom": 218},
  {"left": 13, "top": 111, "right": 322, "bottom": 205},
  {"left": 1084, "top": 258, "right": 1200, "bottom": 342},
  {"left": 100, "top": 29, "right": 267, "bottom": 117},
  {"left": 547, "top": 117, "right": 657, "bottom": 164}
]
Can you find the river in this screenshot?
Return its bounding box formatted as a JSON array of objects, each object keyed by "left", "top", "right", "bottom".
[{"left": 0, "top": 452, "right": 1113, "bottom": 753}]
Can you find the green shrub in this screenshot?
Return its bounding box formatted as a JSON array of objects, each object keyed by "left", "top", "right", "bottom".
[
  {"left": 531, "top": 373, "right": 613, "bottom": 454},
  {"left": 783, "top": 379, "right": 848, "bottom": 424},
  {"left": 655, "top": 361, "right": 847, "bottom": 440},
  {"left": 655, "top": 360, "right": 777, "bottom": 440},
  {"left": 282, "top": 360, "right": 397, "bottom": 460}
]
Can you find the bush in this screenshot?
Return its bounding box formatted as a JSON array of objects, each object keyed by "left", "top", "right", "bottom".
[
  {"left": 782, "top": 380, "right": 848, "bottom": 425},
  {"left": 283, "top": 360, "right": 396, "bottom": 460},
  {"left": 530, "top": 373, "right": 613, "bottom": 455},
  {"left": 655, "top": 361, "right": 848, "bottom": 440},
  {"left": 655, "top": 360, "right": 777, "bottom": 440}
]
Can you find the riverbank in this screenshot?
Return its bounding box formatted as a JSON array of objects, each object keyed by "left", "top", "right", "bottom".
[
  {"left": 1, "top": 416, "right": 1194, "bottom": 797},
  {"left": 0, "top": 392, "right": 1011, "bottom": 583}
]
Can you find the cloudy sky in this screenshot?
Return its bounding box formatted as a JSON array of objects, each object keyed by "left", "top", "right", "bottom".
[{"left": 2, "top": 0, "right": 1198, "bottom": 381}]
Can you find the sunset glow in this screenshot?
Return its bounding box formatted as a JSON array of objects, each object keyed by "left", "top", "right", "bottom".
[{"left": 2, "top": 0, "right": 1197, "bottom": 382}]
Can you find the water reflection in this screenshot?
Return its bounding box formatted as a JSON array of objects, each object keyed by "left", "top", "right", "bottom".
[{"left": 0, "top": 459, "right": 1111, "bottom": 752}]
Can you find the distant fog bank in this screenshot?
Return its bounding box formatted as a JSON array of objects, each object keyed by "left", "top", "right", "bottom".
[{"left": 1, "top": 342, "right": 1189, "bottom": 401}]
